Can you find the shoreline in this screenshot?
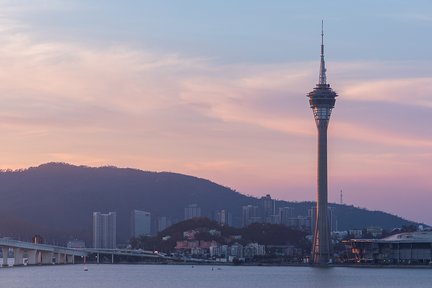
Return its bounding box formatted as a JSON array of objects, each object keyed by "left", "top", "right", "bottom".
[{"left": 95, "top": 261, "right": 432, "bottom": 269}]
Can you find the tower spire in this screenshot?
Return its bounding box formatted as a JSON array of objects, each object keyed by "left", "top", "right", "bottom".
[{"left": 319, "top": 20, "right": 327, "bottom": 85}]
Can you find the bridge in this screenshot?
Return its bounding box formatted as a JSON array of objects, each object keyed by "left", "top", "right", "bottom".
[
  {"left": 0, "top": 238, "right": 87, "bottom": 266},
  {"left": 85, "top": 248, "right": 170, "bottom": 264},
  {"left": 0, "top": 238, "right": 170, "bottom": 267}
]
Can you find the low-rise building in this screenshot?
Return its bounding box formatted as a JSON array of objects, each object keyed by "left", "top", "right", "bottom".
[
  {"left": 348, "top": 229, "right": 363, "bottom": 239},
  {"left": 366, "top": 227, "right": 383, "bottom": 238},
  {"left": 183, "top": 230, "right": 199, "bottom": 240},
  {"left": 230, "top": 243, "right": 244, "bottom": 259},
  {"left": 209, "top": 245, "right": 228, "bottom": 258},
  {"left": 345, "top": 231, "right": 432, "bottom": 264},
  {"left": 175, "top": 240, "right": 217, "bottom": 255},
  {"left": 243, "top": 243, "right": 266, "bottom": 259}
]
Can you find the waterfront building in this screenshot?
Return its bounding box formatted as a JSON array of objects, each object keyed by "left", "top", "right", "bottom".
[
  {"left": 366, "top": 227, "right": 384, "bottom": 238},
  {"left": 93, "top": 212, "right": 116, "bottom": 249},
  {"left": 307, "top": 22, "right": 338, "bottom": 264},
  {"left": 243, "top": 243, "right": 266, "bottom": 259},
  {"left": 348, "top": 229, "right": 363, "bottom": 239},
  {"left": 175, "top": 240, "right": 216, "bottom": 256},
  {"left": 266, "top": 245, "right": 304, "bottom": 258},
  {"left": 131, "top": 210, "right": 151, "bottom": 237},
  {"left": 184, "top": 204, "right": 202, "bottom": 220},
  {"left": 210, "top": 243, "right": 266, "bottom": 262},
  {"left": 209, "top": 245, "right": 229, "bottom": 259},
  {"left": 345, "top": 231, "right": 432, "bottom": 264},
  {"left": 230, "top": 243, "right": 244, "bottom": 259}
]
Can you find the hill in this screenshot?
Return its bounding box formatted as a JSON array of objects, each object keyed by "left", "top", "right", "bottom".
[{"left": 0, "top": 163, "right": 417, "bottom": 245}]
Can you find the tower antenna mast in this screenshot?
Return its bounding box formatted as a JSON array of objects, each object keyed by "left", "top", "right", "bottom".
[{"left": 319, "top": 20, "right": 327, "bottom": 85}]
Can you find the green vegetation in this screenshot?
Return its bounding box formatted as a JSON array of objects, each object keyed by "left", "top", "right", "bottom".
[{"left": 130, "top": 217, "right": 308, "bottom": 253}]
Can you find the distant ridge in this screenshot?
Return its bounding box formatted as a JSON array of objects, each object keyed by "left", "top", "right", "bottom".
[{"left": 0, "top": 163, "right": 416, "bottom": 245}]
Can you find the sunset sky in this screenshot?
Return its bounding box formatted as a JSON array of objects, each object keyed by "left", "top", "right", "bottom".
[{"left": 0, "top": 1, "right": 431, "bottom": 224}]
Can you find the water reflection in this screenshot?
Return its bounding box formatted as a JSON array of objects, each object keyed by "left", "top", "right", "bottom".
[{"left": 0, "top": 264, "right": 431, "bottom": 288}]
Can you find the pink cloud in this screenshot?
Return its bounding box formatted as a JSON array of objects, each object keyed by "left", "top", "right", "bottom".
[
  {"left": 341, "top": 77, "right": 432, "bottom": 108},
  {"left": 0, "top": 16, "right": 430, "bottom": 224}
]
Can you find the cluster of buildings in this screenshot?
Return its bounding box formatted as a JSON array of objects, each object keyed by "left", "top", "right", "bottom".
[
  {"left": 92, "top": 203, "right": 216, "bottom": 249},
  {"left": 173, "top": 229, "right": 266, "bottom": 262},
  {"left": 92, "top": 210, "right": 172, "bottom": 249},
  {"left": 171, "top": 226, "right": 306, "bottom": 263},
  {"left": 209, "top": 243, "right": 266, "bottom": 262},
  {"left": 91, "top": 194, "right": 339, "bottom": 249},
  {"left": 187, "top": 195, "right": 338, "bottom": 234},
  {"left": 241, "top": 195, "right": 337, "bottom": 234},
  {"left": 185, "top": 204, "right": 233, "bottom": 227},
  {"left": 90, "top": 202, "right": 432, "bottom": 266}
]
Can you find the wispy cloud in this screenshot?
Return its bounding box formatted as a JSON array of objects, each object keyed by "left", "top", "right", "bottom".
[
  {"left": 0, "top": 6, "right": 430, "bottom": 226},
  {"left": 341, "top": 77, "right": 432, "bottom": 108}
]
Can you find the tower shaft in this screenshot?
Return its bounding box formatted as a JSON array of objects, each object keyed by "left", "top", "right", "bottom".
[{"left": 312, "top": 122, "right": 331, "bottom": 264}]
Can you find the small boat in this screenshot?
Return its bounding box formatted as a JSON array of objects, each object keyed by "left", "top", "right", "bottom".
[{"left": 84, "top": 266, "right": 88, "bottom": 271}]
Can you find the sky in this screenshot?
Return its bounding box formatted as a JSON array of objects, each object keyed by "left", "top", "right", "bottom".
[{"left": 0, "top": 0, "right": 431, "bottom": 224}]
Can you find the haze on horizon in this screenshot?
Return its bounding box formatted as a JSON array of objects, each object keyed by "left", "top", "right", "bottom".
[{"left": 0, "top": 1, "right": 431, "bottom": 225}]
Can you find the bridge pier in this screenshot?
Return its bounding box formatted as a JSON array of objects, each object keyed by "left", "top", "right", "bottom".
[
  {"left": 41, "top": 251, "right": 53, "bottom": 265},
  {"left": 2, "top": 247, "right": 9, "bottom": 267},
  {"left": 66, "top": 254, "right": 74, "bottom": 264},
  {"left": 13, "top": 248, "right": 24, "bottom": 266},
  {"left": 27, "top": 250, "right": 38, "bottom": 265},
  {"left": 62, "top": 253, "right": 67, "bottom": 264},
  {"left": 54, "top": 253, "right": 65, "bottom": 264}
]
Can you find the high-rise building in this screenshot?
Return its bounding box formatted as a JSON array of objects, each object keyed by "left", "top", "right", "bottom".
[
  {"left": 307, "top": 22, "right": 338, "bottom": 265},
  {"left": 241, "top": 205, "right": 260, "bottom": 227},
  {"left": 215, "top": 209, "right": 233, "bottom": 226},
  {"left": 184, "top": 204, "right": 202, "bottom": 220},
  {"left": 279, "top": 207, "right": 294, "bottom": 225},
  {"left": 328, "top": 206, "right": 336, "bottom": 232},
  {"left": 261, "top": 194, "right": 275, "bottom": 223},
  {"left": 131, "top": 210, "right": 151, "bottom": 237},
  {"left": 308, "top": 206, "right": 334, "bottom": 235},
  {"left": 308, "top": 207, "right": 316, "bottom": 235},
  {"left": 93, "top": 212, "right": 116, "bottom": 249},
  {"left": 157, "top": 216, "right": 172, "bottom": 232}
]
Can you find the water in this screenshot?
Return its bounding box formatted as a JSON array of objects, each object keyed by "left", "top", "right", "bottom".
[{"left": 1, "top": 264, "right": 431, "bottom": 288}]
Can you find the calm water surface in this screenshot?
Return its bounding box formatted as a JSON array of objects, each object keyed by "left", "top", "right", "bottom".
[{"left": 1, "top": 264, "right": 431, "bottom": 288}]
